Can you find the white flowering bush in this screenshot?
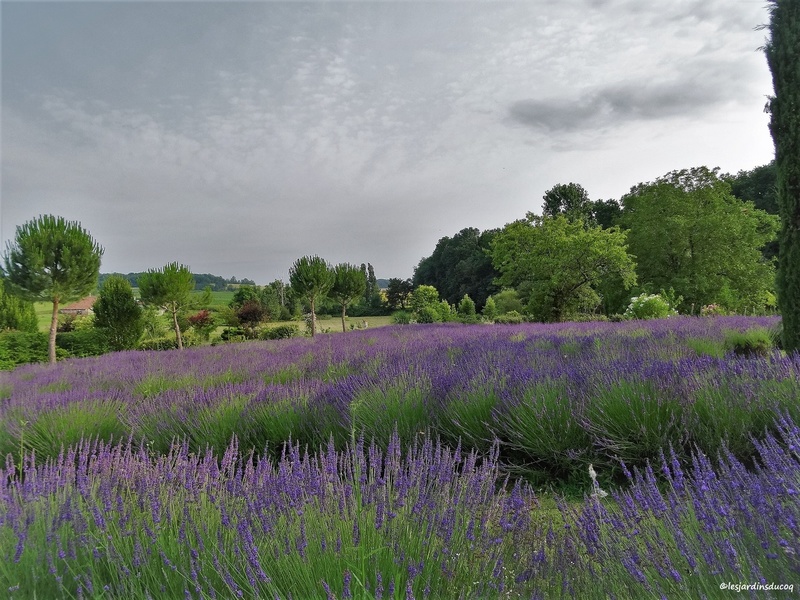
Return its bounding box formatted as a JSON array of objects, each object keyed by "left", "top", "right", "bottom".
[{"left": 624, "top": 293, "right": 677, "bottom": 320}]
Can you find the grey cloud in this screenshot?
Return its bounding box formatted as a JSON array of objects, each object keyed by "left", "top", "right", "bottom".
[{"left": 508, "top": 76, "right": 739, "bottom": 133}]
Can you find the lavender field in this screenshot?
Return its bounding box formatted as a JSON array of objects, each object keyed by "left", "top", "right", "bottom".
[{"left": 2, "top": 317, "right": 800, "bottom": 598}]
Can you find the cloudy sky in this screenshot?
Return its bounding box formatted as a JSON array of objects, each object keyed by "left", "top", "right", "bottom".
[{"left": 1, "top": 1, "right": 775, "bottom": 283}]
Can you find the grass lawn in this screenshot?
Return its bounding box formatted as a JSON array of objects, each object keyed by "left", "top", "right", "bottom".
[{"left": 33, "top": 302, "right": 53, "bottom": 332}]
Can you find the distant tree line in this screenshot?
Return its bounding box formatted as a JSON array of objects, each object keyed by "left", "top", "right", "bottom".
[{"left": 98, "top": 272, "right": 254, "bottom": 291}]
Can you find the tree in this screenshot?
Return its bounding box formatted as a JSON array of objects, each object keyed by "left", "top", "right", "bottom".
[
  {"left": 1, "top": 215, "right": 103, "bottom": 363},
  {"left": 289, "top": 256, "right": 334, "bottom": 337},
  {"left": 620, "top": 167, "right": 778, "bottom": 314},
  {"left": 0, "top": 279, "right": 38, "bottom": 333},
  {"left": 482, "top": 295, "right": 498, "bottom": 321},
  {"left": 230, "top": 285, "right": 281, "bottom": 323},
  {"left": 413, "top": 227, "right": 500, "bottom": 310},
  {"left": 765, "top": 1, "right": 800, "bottom": 352},
  {"left": 457, "top": 294, "right": 477, "bottom": 323},
  {"left": 727, "top": 161, "right": 779, "bottom": 260},
  {"left": 330, "top": 263, "right": 367, "bottom": 332},
  {"left": 138, "top": 262, "right": 195, "bottom": 349},
  {"left": 363, "top": 263, "right": 382, "bottom": 311},
  {"left": 93, "top": 275, "right": 144, "bottom": 350},
  {"left": 542, "top": 183, "right": 595, "bottom": 224},
  {"left": 386, "top": 278, "right": 414, "bottom": 310},
  {"left": 491, "top": 214, "right": 636, "bottom": 322},
  {"left": 592, "top": 199, "right": 623, "bottom": 229}
]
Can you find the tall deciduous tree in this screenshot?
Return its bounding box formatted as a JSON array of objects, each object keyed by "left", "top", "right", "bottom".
[
  {"left": 138, "top": 262, "right": 194, "bottom": 349},
  {"left": 289, "top": 256, "right": 334, "bottom": 337},
  {"left": 93, "top": 275, "right": 144, "bottom": 350},
  {"left": 1, "top": 215, "right": 103, "bottom": 363},
  {"left": 621, "top": 167, "right": 778, "bottom": 314},
  {"left": 386, "top": 278, "right": 414, "bottom": 310},
  {"left": 331, "top": 263, "right": 367, "bottom": 332},
  {"left": 765, "top": 1, "right": 800, "bottom": 352},
  {"left": 541, "top": 183, "right": 595, "bottom": 224},
  {"left": 491, "top": 214, "right": 636, "bottom": 322}
]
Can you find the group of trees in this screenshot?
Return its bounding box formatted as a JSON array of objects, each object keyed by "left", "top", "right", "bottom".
[
  {"left": 415, "top": 167, "right": 780, "bottom": 325},
  {"left": 0, "top": 216, "right": 386, "bottom": 364}
]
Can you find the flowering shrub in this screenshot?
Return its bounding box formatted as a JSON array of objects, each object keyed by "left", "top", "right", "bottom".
[
  {"left": 624, "top": 293, "right": 676, "bottom": 320},
  {"left": 701, "top": 303, "right": 728, "bottom": 316}
]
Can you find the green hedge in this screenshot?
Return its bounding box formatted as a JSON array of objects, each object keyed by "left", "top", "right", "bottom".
[
  {"left": 56, "top": 329, "right": 112, "bottom": 358},
  {"left": 0, "top": 331, "right": 49, "bottom": 369}
]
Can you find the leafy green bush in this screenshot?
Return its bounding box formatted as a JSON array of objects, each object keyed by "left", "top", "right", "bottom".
[
  {"left": 56, "top": 329, "right": 112, "bottom": 357},
  {"left": 569, "top": 313, "right": 609, "bottom": 323},
  {"left": 416, "top": 305, "right": 441, "bottom": 323},
  {"left": 624, "top": 293, "right": 676, "bottom": 320},
  {"left": 0, "top": 331, "right": 49, "bottom": 369},
  {"left": 136, "top": 337, "right": 179, "bottom": 351},
  {"left": 259, "top": 324, "right": 299, "bottom": 340},
  {"left": 391, "top": 310, "right": 413, "bottom": 325},
  {"left": 494, "top": 310, "right": 523, "bottom": 324}
]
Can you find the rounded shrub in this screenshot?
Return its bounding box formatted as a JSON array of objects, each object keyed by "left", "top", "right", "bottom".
[{"left": 624, "top": 293, "right": 676, "bottom": 320}]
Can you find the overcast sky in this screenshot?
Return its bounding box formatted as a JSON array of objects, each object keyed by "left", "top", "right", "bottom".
[{"left": 1, "top": 1, "right": 775, "bottom": 283}]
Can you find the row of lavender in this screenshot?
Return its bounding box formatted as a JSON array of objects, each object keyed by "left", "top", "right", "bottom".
[
  {"left": 2, "top": 418, "right": 799, "bottom": 598},
  {"left": 1, "top": 317, "right": 796, "bottom": 483}
]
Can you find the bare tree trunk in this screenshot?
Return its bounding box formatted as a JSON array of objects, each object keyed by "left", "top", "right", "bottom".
[
  {"left": 48, "top": 299, "right": 59, "bottom": 364},
  {"left": 172, "top": 302, "right": 183, "bottom": 349},
  {"left": 341, "top": 304, "right": 347, "bottom": 332}
]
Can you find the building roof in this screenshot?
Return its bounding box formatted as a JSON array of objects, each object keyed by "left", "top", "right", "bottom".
[{"left": 60, "top": 296, "right": 97, "bottom": 312}]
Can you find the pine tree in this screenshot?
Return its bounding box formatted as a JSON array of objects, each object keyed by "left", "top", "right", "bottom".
[
  {"left": 765, "top": 0, "right": 800, "bottom": 353},
  {"left": 2, "top": 215, "right": 103, "bottom": 363},
  {"left": 138, "top": 262, "right": 195, "bottom": 350}
]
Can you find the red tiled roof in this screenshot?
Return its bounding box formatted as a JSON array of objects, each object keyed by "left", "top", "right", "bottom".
[{"left": 60, "top": 296, "right": 97, "bottom": 312}]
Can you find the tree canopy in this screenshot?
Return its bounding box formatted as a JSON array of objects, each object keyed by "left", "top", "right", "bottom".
[
  {"left": 290, "top": 256, "right": 334, "bottom": 336},
  {"left": 138, "top": 262, "right": 195, "bottom": 349},
  {"left": 621, "top": 167, "right": 778, "bottom": 314},
  {"left": 93, "top": 274, "right": 144, "bottom": 350},
  {"left": 413, "top": 227, "right": 499, "bottom": 310},
  {"left": 491, "top": 214, "right": 636, "bottom": 322},
  {"left": 1, "top": 215, "right": 103, "bottom": 363},
  {"left": 541, "top": 183, "right": 595, "bottom": 224},
  {"left": 330, "top": 263, "right": 367, "bottom": 332}
]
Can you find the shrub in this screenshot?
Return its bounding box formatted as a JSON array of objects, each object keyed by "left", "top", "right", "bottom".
[
  {"left": 391, "top": 310, "right": 413, "bottom": 325},
  {"left": 723, "top": 328, "right": 773, "bottom": 357},
  {"left": 259, "top": 324, "right": 299, "bottom": 340},
  {"left": 481, "top": 296, "right": 498, "bottom": 321},
  {"left": 624, "top": 293, "right": 676, "bottom": 320},
  {"left": 416, "top": 305, "right": 441, "bottom": 323},
  {"left": 0, "top": 331, "right": 49, "bottom": 369},
  {"left": 136, "top": 337, "right": 179, "bottom": 351},
  {"left": 187, "top": 309, "right": 217, "bottom": 340},
  {"left": 700, "top": 303, "right": 727, "bottom": 317},
  {"left": 457, "top": 294, "right": 477, "bottom": 321},
  {"left": 56, "top": 329, "right": 112, "bottom": 357},
  {"left": 494, "top": 310, "right": 523, "bottom": 324}
]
